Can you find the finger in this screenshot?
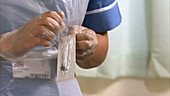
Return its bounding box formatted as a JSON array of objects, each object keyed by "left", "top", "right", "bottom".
[
  {"left": 68, "top": 26, "right": 86, "bottom": 34},
  {"left": 69, "top": 26, "right": 95, "bottom": 41},
  {"left": 76, "top": 31, "right": 93, "bottom": 41},
  {"left": 37, "top": 17, "right": 63, "bottom": 34},
  {"left": 41, "top": 30, "right": 56, "bottom": 41},
  {"left": 41, "top": 11, "right": 64, "bottom": 25},
  {"left": 76, "top": 40, "right": 94, "bottom": 49},
  {"left": 76, "top": 56, "right": 86, "bottom": 63},
  {"left": 36, "top": 38, "right": 52, "bottom": 47},
  {"left": 76, "top": 49, "right": 93, "bottom": 57},
  {"left": 34, "top": 26, "right": 56, "bottom": 41},
  {"left": 57, "top": 11, "right": 65, "bottom": 19},
  {"left": 41, "top": 11, "right": 65, "bottom": 33},
  {"left": 76, "top": 52, "right": 93, "bottom": 62}
]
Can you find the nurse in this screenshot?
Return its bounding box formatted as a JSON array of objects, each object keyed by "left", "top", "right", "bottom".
[{"left": 0, "top": 0, "right": 121, "bottom": 96}]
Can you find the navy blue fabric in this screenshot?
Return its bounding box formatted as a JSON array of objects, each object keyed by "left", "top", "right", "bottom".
[
  {"left": 87, "top": 0, "right": 116, "bottom": 11},
  {"left": 83, "top": 3, "right": 122, "bottom": 33}
]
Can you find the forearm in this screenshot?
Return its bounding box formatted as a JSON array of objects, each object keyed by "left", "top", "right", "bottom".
[
  {"left": 0, "top": 34, "right": 5, "bottom": 60},
  {"left": 0, "top": 32, "right": 15, "bottom": 61},
  {"left": 77, "top": 32, "right": 108, "bottom": 69}
]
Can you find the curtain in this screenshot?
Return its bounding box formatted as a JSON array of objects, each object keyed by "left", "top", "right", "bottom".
[
  {"left": 76, "top": 0, "right": 170, "bottom": 79},
  {"left": 148, "top": 0, "right": 170, "bottom": 77}
]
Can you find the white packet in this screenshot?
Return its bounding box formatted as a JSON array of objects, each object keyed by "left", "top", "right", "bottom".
[{"left": 56, "top": 34, "right": 76, "bottom": 82}]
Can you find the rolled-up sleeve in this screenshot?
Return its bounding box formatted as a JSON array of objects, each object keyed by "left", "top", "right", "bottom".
[{"left": 82, "top": 0, "right": 122, "bottom": 33}]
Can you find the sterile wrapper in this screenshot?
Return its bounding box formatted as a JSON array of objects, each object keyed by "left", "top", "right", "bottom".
[{"left": 57, "top": 34, "right": 76, "bottom": 82}]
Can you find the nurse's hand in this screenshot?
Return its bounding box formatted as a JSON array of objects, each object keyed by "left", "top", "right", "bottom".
[
  {"left": 0, "top": 11, "right": 65, "bottom": 58},
  {"left": 68, "top": 26, "right": 98, "bottom": 64}
]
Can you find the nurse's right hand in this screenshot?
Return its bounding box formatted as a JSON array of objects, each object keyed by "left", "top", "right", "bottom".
[{"left": 0, "top": 11, "right": 65, "bottom": 59}]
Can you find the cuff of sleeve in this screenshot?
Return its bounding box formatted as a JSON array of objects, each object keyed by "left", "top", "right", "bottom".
[
  {"left": 82, "top": 3, "right": 122, "bottom": 33},
  {"left": 0, "top": 30, "right": 18, "bottom": 61}
]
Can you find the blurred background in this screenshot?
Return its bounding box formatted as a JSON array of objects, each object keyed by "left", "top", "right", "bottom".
[{"left": 76, "top": 0, "right": 170, "bottom": 96}]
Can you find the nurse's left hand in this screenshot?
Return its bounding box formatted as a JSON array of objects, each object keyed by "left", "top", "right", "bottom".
[{"left": 68, "top": 26, "right": 98, "bottom": 63}]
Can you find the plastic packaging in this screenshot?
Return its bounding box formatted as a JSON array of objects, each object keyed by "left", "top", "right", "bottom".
[
  {"left": 0, "top": 0, "right": 89, "bottom": 96},
  {"left": 0, "top": 0, "right": 89, "bottom": 61},
  {"left": 0, "top": 11, "right": 65, "bottom": 61},
  {"left": 57, "top": 34, "right": 76, "bottom": 82}
]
